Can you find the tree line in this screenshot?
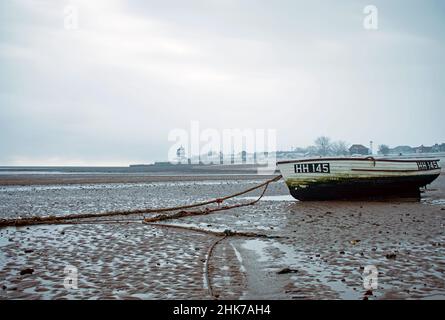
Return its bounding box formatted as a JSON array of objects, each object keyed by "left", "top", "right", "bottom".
[{"left": 294, "top": 136, "right": 350, "bottom": 156}]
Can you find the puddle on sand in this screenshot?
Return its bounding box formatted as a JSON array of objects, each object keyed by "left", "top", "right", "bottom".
[
  {"left": 241, "top": 239, "right": 361, "bottom": 300},
  {"left": 421, "top": 198, "right": 445, "bottom": 206},
  {"left": 241, "top": 239, "right": 271, "bottom": 263},
  {"left": 230, "top": 243, "right": 246, "bottom": 273}
]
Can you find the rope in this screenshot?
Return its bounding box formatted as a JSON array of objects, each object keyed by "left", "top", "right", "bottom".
[
  {"left": 205, "top": 235, "right": 227, "bottom": 299},
  {"left": 0, "top": 175, "right": 282, "bottom": 228},
  {"left": 143, "top": 175, "right": 274, "bottom": 223},
  {"left": 0, "top": 175, "right": 284, "bottom": 300},
  {"left": 144, "top": 222, "right": 282, "bottom": 239},
  {"left": 145, "top": 222, "right": 283, "bottom": 299}
]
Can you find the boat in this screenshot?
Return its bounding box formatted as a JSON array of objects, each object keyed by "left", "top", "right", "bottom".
[{"left": 276, "top": 157, "right": 441, "bottom": 200}]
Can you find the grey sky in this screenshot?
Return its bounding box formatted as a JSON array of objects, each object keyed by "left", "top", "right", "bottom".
[{"left": 1, "top": 0, "right": 444, "bottom": 165}]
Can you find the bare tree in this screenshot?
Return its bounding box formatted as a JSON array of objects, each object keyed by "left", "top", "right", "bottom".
[
  {"left": 305, "top": 145, "right": 318, "bottom": 156},
  {"left": 331, "top": 141, "right": 349, "bottom": 156},
  {"left": 378, "top": 144, "right": 390, "bottom": 155},
  {"left": 314, "top": 136, "right": 332, "bottom": 156}
]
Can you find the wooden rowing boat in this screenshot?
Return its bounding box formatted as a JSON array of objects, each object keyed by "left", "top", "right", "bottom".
[{"left": 276, "top": 157, "right": 441, "bottom": 200}]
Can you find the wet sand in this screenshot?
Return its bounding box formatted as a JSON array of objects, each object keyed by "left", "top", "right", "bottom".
[
  {"left": 0, "top": 173, "right": 444, "bottom": 300},
  {"left": 0, "top": 173, "right": 275, "bottom": 186}
]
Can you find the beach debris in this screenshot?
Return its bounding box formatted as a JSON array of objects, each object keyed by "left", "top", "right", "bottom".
[
  {"left": 350, "top": 239, "right": 361, "bottom": 245},
  {"left": 385, "top": 253, "right": 397, "bottom": 259},
  {"left": 19, "top": 268, "right": 34, "bottom": 275},
  {"left": 277, "top": 267, "right": 299, "bottom": 274},
  {"left": 339, "top": 251, "right": 345, "bottom": 254},
  {"left": 2, "top": 285, "right": 6, "bottom": 290},
  {"left": 24, "top": 249, "right": 34, "bottom": 254}
]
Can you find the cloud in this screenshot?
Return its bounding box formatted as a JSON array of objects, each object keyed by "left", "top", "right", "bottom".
[{"left": 1, "top": 0, "right": 444, "bottom": 165}]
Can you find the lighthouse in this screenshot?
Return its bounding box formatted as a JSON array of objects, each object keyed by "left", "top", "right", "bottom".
[{"left": 176, "top": 145, "right": 186, "bottom": 164}]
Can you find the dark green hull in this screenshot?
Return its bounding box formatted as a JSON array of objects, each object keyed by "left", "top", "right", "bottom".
[{"left": 288, "top": 173, "right": 440, "bottom": 201}]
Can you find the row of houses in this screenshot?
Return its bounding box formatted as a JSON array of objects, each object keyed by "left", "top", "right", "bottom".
[
  {"left": 383, "top": 143, "right": 445, "bottom": 155},
  {"left": 172, "top": 142, "right": 445, "bottom": 164},
  {"left": 349, "top": 143, "right": 445, "bottom": 156},
  {"left": 175, "top": 147, "right": 273, "bottom": 164}
]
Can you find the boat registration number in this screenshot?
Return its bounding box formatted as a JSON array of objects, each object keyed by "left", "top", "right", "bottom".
[
  {"left": 416, "top": 160, "right": 440, "bottom": 170},
  {"left": 294, "top": 163, "right": 330, "bottom": 174}
]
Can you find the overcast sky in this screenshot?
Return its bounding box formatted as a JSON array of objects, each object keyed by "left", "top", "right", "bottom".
[{"left": 1, "top": 0, "right": 444, "bottom": 165}]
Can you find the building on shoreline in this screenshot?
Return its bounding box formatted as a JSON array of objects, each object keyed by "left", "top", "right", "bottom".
[{"left": 349, "top": 144, "right": 370, "bottom": 155}]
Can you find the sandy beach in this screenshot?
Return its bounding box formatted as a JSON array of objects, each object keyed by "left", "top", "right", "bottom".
[{"left": 0, "top": 172, "right": 444, "bottom": 300}]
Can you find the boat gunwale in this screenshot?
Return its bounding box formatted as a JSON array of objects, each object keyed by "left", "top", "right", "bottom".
[
  {"left": 350, "top": 168, "right": 440, "bottom": 173},
  {"left": 276, "top": 157, "right": 441, "bottom": 165}
]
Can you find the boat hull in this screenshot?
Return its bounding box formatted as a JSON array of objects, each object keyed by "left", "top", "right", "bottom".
[
  {"left": 288, "top": 173, "right": 439, "bottom": 200},
  {"left": 277, "top": 157, "right": 441, "bottom": 201}
]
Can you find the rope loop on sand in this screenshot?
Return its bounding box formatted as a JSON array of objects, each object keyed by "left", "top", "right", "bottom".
[{"left": 0, "top": 175, "right": 283, "bottom": 299}]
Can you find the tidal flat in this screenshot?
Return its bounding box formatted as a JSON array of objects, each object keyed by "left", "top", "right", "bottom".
[{"left": 1, "top": 172, "right": 444, "bottom": 299}]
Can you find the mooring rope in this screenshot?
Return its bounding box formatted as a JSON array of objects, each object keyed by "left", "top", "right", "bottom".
[
  {"left": 144, "top": 222, "right": 283, "bottom": 239},
  {"left": 143, "top": 175, "right": 276, "bottom": 223},
  {"left": 146, "top": 222, "right": 282, "bottom": 299},
  {"left": 0, "top": 174, "right": 283, "bottom": 300},
  {"left": 205, "top": 235, "right": 227, "bottom": 299},
  {"left": 0, "top": 175, "right": 282, "bottom": 228}
]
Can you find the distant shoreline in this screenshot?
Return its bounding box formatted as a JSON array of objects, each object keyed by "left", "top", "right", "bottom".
[{"left": 0, "top": 173, "right": 277, "bottom": 186}]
